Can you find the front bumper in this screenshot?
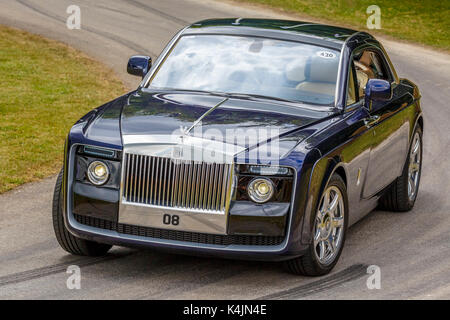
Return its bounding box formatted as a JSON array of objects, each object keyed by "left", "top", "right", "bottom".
[
  {"left": 64, "top": 143, "right": 308, "bottom": 261},
  {"left": 66, "top": 213, "right": 307, "bottom": 261}
]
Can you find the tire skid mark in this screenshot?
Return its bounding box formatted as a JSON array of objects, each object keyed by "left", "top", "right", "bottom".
[
  {"left": 256, "top": 264, "right": 368, "bottom": 299},
  {"left": 0, "top": 252, "right": 134, "bottom": 287},
  {"left": 124, "top": 0, "right": 190, "bottom": 26},
  {"left": 15, "top": 0, "right": 156, "bottom": 56}
]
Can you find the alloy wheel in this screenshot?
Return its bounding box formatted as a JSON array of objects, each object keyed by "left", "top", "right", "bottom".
[
  {"left": 408, "top": 132, "right": 421, "bottom": 201},
  {"left": 313, "top": 185, "right": 345, "bottom": 265}
]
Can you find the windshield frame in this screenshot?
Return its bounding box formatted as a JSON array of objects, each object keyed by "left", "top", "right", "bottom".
[{"left": 142, "top": 31, "right": 345, "bottom": 111}]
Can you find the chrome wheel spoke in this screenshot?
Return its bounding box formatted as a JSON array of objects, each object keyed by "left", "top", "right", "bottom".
[
  {"left": 332, "top": 216, "right": 344, "bottom": 228},
  {"left": 318, "top": 241, "right": 325, "bottom": 260},
  {"left": 409, "top": 176, "right": 415, "bottom": 192},
  {"left": 316, "top": 209, "right": 326, "bottom": 222},
  {"left": 409, "top": 162, "right": 419, "bottom": 173},
  {"left": 328, "top": 192, "right": 339, "bottom": 213},
  {"left": 327, "top": 236, "right": 336, "bottom": 253},
  {"left": 412, "top": 138, "right": 420, "bottom": 156},
  {"left": 313, "top": 228, "right": 321, "bottom": 243}
]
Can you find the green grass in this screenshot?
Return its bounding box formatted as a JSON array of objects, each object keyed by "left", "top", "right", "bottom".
[
  {"left": 0, "top": 25, "right": 127, "bottom": 193},
  {"left": 234, "top": 0, "right": 450, "bottom": 51}
]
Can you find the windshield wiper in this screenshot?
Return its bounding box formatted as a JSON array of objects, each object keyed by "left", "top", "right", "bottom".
[{"left": 224, "top": 92, "right": 293, "bottom": 103}]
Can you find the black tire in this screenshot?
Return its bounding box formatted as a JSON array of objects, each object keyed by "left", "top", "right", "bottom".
[
  {"left": 285, "top": 174, "right": 348, "bottom": 276},
  {"left": 52, "top": 169, "right": 112, "bottom": 256},
  {"left": 379, "top": 127, "right": 423, "bottom": 212}
]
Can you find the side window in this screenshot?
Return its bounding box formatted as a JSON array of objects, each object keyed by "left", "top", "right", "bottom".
[
  {"left": 346, "top": 63, "right": 357, "bottom": 106},
  {"left": 354, "top": 50, "right": 390, "bottom": 99}
]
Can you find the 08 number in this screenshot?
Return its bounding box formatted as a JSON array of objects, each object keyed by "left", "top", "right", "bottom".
[{"left": 163, "top": 214, "right": 179, "bottom": 226}]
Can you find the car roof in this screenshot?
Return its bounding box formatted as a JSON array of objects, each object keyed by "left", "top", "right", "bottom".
[{"left": 186, "top": 18, "right": 364, "bottom": 50}]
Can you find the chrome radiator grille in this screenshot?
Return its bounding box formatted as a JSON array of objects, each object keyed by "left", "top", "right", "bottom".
[{"left": 122, "top": 153, "right": 232, "bottom": 213}]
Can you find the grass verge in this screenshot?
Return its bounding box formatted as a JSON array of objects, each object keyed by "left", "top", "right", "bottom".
[
  {"left": 0, "top": 25, "right": 127, "bottom": 193},
  {"left": 233, "top": 0, "right": 450, "bottom": 51}
]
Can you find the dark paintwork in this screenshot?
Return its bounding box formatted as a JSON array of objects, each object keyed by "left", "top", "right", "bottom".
[
  {"left": 228, "top": 201, "right": 290, "bottom": 236},
  {"left": 61, "top": 19, "right": 423, "bottom": 261},
  {"left": 121, "top": 89, "right": 329, "bottom": 146},
  {"left": 73, "top": 183, "right": 119, "bottom": 222}
]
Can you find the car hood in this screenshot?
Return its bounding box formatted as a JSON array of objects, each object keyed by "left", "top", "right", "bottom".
[{"left": 120, "top": 89, "right": 332, "bottom": 150}]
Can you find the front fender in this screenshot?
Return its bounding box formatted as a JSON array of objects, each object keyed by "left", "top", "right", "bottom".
[
  {"left": 281, "top": 147, "right": 324, "bottom": 251},
  {"left": 299, "top": 154, "right": 346, "bottom": 245}
]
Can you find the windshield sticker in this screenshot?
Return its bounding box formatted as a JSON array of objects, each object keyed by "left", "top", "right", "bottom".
[{"left": 317, "top": 51, "right": 337, "bottom": 59}]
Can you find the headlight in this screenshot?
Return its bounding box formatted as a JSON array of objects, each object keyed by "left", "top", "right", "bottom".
[
  {"left": 87, "top": 160, "right": 110, "bottom": 185},
  {"left": 247, "top": 177, "right": 275, "bottom": 203}
]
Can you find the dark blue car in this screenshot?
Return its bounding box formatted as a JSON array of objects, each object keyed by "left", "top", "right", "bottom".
[{"left": 53, "top": 19, "right": 423, "bottom": 276}]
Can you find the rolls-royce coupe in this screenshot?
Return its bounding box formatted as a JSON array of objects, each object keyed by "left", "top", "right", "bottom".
[{"left": 53, "top": 19, "right": 423, "bottom": 276}]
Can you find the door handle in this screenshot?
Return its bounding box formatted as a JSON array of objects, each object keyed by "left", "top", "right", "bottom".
[{"left": 364, "top": 115, "right": 380, "bottom": 127}]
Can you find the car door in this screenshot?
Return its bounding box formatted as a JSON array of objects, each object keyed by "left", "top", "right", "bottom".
[
  {"left": 342, "top": 60, "right": 378, "bottom": 224},
  {"left": 355, "top": 49, "right": 410, "bottom": 198}
]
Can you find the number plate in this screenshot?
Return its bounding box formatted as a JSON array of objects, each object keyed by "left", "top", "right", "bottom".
[{"left": 118, "top": 202, "right": 228, "bottom": 235}]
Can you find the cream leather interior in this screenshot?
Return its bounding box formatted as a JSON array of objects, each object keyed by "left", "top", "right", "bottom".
[
  {"left": 354, "top": 51, "right": 375, "bottom": 97},
  {"left": 295, "top": 59, "right": 338, "bottom": 96},
  {"left": 296, "top": 82, "right": 336, "bottom": 96},
  {"left": 285, "top": 60, "right": 306, "bottom": 82}
]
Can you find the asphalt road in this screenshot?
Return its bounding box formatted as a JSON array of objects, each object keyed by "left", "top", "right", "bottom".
[{"left": 1, "top": 0, "right": 449, "bottom": 299}]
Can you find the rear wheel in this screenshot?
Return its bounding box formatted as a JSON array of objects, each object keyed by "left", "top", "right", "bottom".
[
  {"left": 380, "top": 127, "right": 422, "bottom": 212},
  {"left": 52, "top": 169, "right": 112, "bottom": 256},
  {"left": 285, "top": 174, "right": 348, "bottom": 276}
]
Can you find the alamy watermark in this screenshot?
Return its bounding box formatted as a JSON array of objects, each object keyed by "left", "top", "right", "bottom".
[
  {"left": 366, "top": 265, "right": 381, "bottom": 289},
  {"left": 66, "top": 5, "right": 81, "bottom": 30},
  {"left": 170, "top": 122, "right": 281, "bottom": 165},
  {"left": 66, "top": 265, "right": 81, "bottom": 289},
  {"left": 366, "top": 5, "right": 381, "bottom": 30}
]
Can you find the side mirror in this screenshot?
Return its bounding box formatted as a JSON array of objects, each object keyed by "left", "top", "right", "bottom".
[
  {"left": 365, "top": 79, "right": 392, "bottom": 110},
  {"left": 127, "top": 55, "right": 152, "bottom": 79}
]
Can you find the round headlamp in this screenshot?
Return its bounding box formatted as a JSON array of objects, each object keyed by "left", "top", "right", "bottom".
[
  {"left": 247, "top": 177, "right": 275, "bottom": 203},
  {"left": 87, "top": 160, "right": 109, "bottom": 185}
]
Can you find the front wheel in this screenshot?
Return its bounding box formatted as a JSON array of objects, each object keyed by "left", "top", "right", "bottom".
[
  {"left": 52, "top": 169, "right": 112, "bottom": 256},
  {"left": 285, "top": 174, "right": 348, "bottom": 276}
]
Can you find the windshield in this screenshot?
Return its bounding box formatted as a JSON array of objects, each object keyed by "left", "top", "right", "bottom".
[{"left": 148, "top": 35, "right": 340, "bottom": 105}]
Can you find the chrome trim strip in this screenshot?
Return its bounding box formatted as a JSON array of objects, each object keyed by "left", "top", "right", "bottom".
[
  {"left": 334, "top": 31, "right": 370, "bottom": 110},
  {"left": 334, "top": 43, "right": 347, "bottom": 109},
  {"left": 121, "top": 134, "right": 245, "bottom": 164}
]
